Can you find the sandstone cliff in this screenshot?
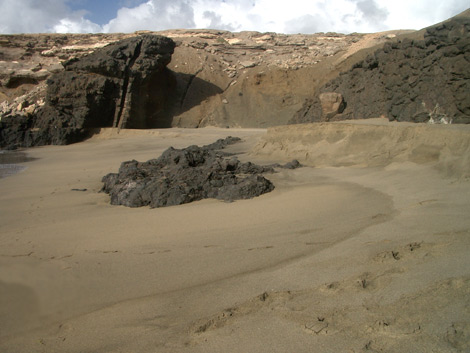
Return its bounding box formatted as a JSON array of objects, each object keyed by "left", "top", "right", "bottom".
[{"left": 0, "top": 29, "right": 391, "bottom": 128}]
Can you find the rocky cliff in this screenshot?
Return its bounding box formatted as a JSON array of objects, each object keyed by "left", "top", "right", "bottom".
[
  {"left": 292, "top": 18, "right": 470, "bottom": 124},
  {"left": 0, "top": 10, "right": 469, "bottom": 148},
  {"left": 0, "top": 29, "right": 387, "bottom": 129},
  {"left": 1, "top": 28, "right": 392, "bottom": 148},
  {"left": 0, "top": 34, "right": 176, "bottom": 148}
]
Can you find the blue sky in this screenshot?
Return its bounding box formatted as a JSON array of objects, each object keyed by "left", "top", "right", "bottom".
[
  {"left": 0, "top": 0, "right": 468, "bottom": 34},
  {"left": 67, "top": 0, "right": 120, "bottom": 25},
  {"left": 67, "top": 0, "right": 146, "bottom": 25}
]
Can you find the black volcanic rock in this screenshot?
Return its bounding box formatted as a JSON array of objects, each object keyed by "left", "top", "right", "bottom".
[
  {"left": 101, "top": 137, "right": 276, "bottom": 208},
  {"left": 0, "top": 34, "right": 175, "bottom": 149},
  {"left": 292, "top": 18, "right": 470, "bottom": 124}
]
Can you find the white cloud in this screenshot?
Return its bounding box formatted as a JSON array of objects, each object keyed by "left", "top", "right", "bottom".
[
  {"left": 103, "top": 0, "right": 196, "bottom": 33},
  {"left": 380, "top": 0, "right": 468, "bottom": 30},
  {"left": 53, "top": 17, "right": 102, "bottom": 34},
  {"left": 0, "top": 0, "right": 102, "bottom": 33},
  {"left": 0, "top": 0, "right": 67, "bottom": 33},
  {"left": 0, "top": 0, "right": 468, "bottom": 34},
  {"left": 202, "top": 11, "right": 237, "bottom": 31},
  {"left": 354, "top": 0, "right": 389, "bottom": 27}
]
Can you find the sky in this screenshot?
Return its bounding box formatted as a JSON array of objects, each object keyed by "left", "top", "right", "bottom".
[{"left": 0, "top": 0, "right": 468, "bottom": 35}]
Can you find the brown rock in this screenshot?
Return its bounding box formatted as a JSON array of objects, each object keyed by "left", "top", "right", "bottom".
[{"left": 319, "top": 92, "right": 345, "bottom": 120}]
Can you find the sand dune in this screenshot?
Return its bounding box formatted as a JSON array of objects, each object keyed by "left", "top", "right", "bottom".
[
  {"left": 1, "top": 124, "right": 469, "bottom": 352},
  {"left": 251, "top": 119, "right": 470, "bottom": 178}
]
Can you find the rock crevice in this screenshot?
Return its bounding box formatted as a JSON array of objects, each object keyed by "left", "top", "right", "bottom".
[{"left": 113, "top": 39, "right": 143, "bottom": 129}]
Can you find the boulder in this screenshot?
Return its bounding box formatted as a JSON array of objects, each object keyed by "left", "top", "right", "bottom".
[
  {"left": 240, "top": 61, "right": 256, "bottom": 68},
  {"left": 319, "top": 92, "right": 345, "bottom": 120},
  {"left": 101, "top": 137, "right": 276, "bottom": 208}
]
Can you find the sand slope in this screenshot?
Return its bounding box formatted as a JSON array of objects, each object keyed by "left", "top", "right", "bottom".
[
  {"left": 252, "top": 119, "right": 470, "bottom": 177},
  {"left": 1, "top": 124, "right": 469, "bottom": 352}
]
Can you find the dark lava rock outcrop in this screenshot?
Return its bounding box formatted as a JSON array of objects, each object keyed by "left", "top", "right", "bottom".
[
  {"left": 292, "top": 18, "right": 470, "bottom": 124},
  {"left": 0, "top": 34, "right": 175, "bottom": 149},
  {"left": 101, "top": 137, "right": 285, "bottom": 208}
]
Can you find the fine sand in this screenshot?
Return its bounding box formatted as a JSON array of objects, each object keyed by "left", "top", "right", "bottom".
[{"left": 1, "top": 122, "right": 469, "bottom": 352}]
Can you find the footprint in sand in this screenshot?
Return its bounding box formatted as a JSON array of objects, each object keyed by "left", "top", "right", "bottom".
[
  {"left": 247, "top": 245, "right": 274, "bottom": 251},
  {"left": 373, "top": 241, "right": 441, "bottom": 263}
]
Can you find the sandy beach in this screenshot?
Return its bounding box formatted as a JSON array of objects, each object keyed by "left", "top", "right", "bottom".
[{"left": 1, "top": 122, "right": 470, "bottom": 352}]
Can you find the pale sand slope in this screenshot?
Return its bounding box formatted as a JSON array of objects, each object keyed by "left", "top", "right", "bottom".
[{"left": 0, "top": 123, "right": 469, "bottom": 352}]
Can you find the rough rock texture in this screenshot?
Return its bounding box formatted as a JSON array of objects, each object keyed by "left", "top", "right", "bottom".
[
  {"left": 163, "top": 30, "right": 388, "bottom": 129},
  {"left": 101, "top": 137, "right": 279, "bottom": 208},
  {"left": 1, "top": 11, "right": 469, "bottom": 149},
  {"left": 0, "top": 28, "right": 401, "bottom": 137},
  {"left": 292, "top": 18, "right": 470, "bottom": 124},
  {"left": 0, "top": 34, "right": 175, "bottom": 148},
  {"left": 319, "top": 92, "right": 346, "bottom": 120}
]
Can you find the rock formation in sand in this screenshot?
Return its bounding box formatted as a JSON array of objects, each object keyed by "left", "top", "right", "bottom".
[
  {"left": 101, "top": 137, "right": 281, "bottom": 207},
  {"left": 292, "top": 18, "right": 470, "bottom": 124}
]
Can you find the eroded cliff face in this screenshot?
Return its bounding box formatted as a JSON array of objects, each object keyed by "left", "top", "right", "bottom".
[
  {"left": 0, "top": 28, "right": 398, "bottom": 143},
  {"left": 0, "top": 14, "right": 469, "bottom": 148},
  {"left": 159, "top": 29, "right": 391, "bottom": 128}
]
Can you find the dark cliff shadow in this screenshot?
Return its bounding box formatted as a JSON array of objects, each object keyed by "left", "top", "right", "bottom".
[{"left": 147, "top": 69, "right": 223, "bottom": 128}]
